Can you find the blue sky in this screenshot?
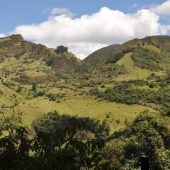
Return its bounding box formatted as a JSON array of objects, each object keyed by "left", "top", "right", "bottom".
[
  {"left": 0, "top": 0, "right": 170, "bottom": 58},
  {"left": 0, "top": 0, "right": 165, "bottom": 33}
]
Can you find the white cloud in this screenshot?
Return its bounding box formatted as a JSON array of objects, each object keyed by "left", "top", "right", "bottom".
[
  {"left": 160, "top": 25, "right": 170, "bottom": 34},
  {"left": 13, "top": 7, "right": 167, "bottom": 59},
  {"left": 0, "top": 33, "right": 5, "bottom": 37},
  {"left": 151, "top": 0, "right": 170, "bottom": 16},
  {"left": 66, "top": 42, "right": 108, "bottom": 59},
  {"left": 50, "top": 7, "right": 75, "bottom": 17}
]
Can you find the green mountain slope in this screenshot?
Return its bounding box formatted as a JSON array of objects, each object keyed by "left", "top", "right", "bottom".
[
  {"left": 0, "top": 34, "right": 170, "bottom": 132},
  {"left": 85, "top": 35, "right": 170, "bottom": 67}
]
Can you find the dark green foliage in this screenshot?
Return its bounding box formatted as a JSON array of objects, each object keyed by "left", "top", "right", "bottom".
[
  {"left": 0, "top": 110, "right": 170, "bottom": 169},
  {"left": 32, "top": 83, "right": 37, "bottom": 92},
  {"left": 32, "top": 112, "right": 109, "bottom": 141},
  {"left": 124, "top": 111, "right": 170, "bottom": 169},
  {"left": 106, "top": 111, "right": 170, "bottom": 169},
  {"left": 132, "top": 48, "right": 162, "bottom": 70},
  {"left": 14, "top": 72, "right": 53, "bottom": 85},
  {"left": 106, "top": 52, "right": 124, "bottom": 64},
  {"left": 16, "top": 86, "right": 22, "bottom": 93},
  {"left": 46, "top": 93, "right": 65, "bottom": 101},
  {"left": 46, "top": 52, "right": 80, "bottom": 75},
  {"left": 106, "top": 48, "right": 134, "bottom": 64},
  {"left": 0, "top": 34, "right": 52, "bottom": 62},
  {"left": 89, "top": 88, "right": 100, "bottom": 95},
  {"left": 99, "top": 83, "right": 146, "bottom": 104},
  {"left": 143, "top": 36, "right": 170, "bottom": 52},
  {"left": 0, "top": 111, "right": 109, "bottom": 170},
  {"left": 98, "top": 80, "right": 170, "bottom": 112},
  {"left": 100, "top": 64, "right": 127, "bottom": 76},
  {"left": 56, "top": 45, "right": 68, "bottom": 53},
  {"left": 46, "top": 93, "right": 58, "bottom": 101},
  {"left": 0, "top": 126, "right": 33, "bottom": 170}
]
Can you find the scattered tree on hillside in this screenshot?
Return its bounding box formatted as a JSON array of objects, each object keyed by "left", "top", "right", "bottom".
[
  {"left": 32, "top": 83, "right": 37, "bottom": 92},
  {"left": 56, "top": 45, "right": 68, "bottom": 53}
]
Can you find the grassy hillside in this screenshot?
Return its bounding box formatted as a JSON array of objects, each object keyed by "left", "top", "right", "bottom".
[
  {"left": 0, "top": 34, "right": 170, "bottom": 169},
  {"left": 0, "top": 34, "right": 170, "bottom": 133}
]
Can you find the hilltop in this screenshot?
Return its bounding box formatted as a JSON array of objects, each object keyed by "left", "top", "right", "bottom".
[{"left": 85, "top": 35, "right": 170, "bottom": 66}]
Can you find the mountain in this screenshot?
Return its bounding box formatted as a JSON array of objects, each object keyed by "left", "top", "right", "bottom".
[
  {"left": 85, "top": 35, "right": 170, "bottom": 66},
  {"left": 0, "top": 34, "right": 80, "bottom": 73},
  {"left": 0, "top": 34, "right": 170, "bottom": 132}
]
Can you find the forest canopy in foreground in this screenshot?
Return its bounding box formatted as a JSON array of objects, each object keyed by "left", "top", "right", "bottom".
[{"left": 0, "top": 110, "right": 170, "bottom": 170}]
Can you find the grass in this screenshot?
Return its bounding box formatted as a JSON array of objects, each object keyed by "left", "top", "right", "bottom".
[
  {"left": 116, "top": 53, "right": 151, "bottom": 81},
  {"left": 0, "top": 83, "right": 21, "bottom": 106},
  {"left": 143, "top": 44, "right": 161, "bottom": 53},
  {"left": 0, "top": 57, "right": 51, "bottom": 80},
  {"left": 19, "top": 96, "right": 155, "bottom": 132},
  {"left": 116, "top": 53, "right": 164, "bottom": 81},
  {"left": 0, "top": 44, "right": 167, "bottom": 133},
  {"left": 0, "top": 54, "right": 159, "bottom": 133}
]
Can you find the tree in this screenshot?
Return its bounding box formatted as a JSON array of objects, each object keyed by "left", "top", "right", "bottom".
[
  {"left": 166, "top": 68, "right": 170, "bottom": 80},
  {"left": 32, "top": 111, "right": 109, "bottom": 169},
  {"left": 124, "top": 111, "right": 170, "bottom": 169},
  {"left": 56, "top": 45, "right": 68, "bottom": 53},
  {"left": 0, "top": 105, "right": 33, "bottom": 170},
  {"left": 32, "top": 83, "right": 37, "bottom": 92}
]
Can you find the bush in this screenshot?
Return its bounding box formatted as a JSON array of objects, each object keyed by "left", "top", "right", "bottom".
[
  {"left": 98, "top": 80, "right": 170, "bottom": 109},
  {"left": 131, "top": 48, "right": 162, "bottom": 71}
]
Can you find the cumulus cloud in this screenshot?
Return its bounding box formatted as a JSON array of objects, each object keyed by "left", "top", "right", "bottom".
[
  {"left": 151, "top": 0, "right": 170, "bottom": 16},
  {"left": 13, "top": 6, "right": 168, "bottom": 59},
  {"left": 50, "top": 7, "right": 75, "bottom": 17},
  {"left": 66, "top": 42, "right": 108, "bottom": 58}
]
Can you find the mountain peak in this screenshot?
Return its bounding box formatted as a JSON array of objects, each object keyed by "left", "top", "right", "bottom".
[{"left": 9, "top": 34, "right": 24, "bottom": 41}]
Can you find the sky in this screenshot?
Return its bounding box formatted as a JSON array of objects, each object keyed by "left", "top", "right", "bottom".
[{"left": 0, "top": 0, "right": 170, "bottom": 59}]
